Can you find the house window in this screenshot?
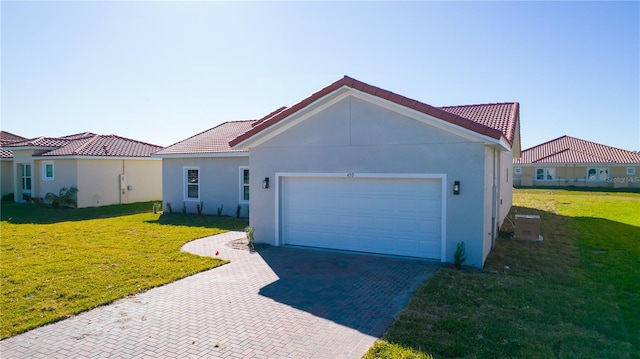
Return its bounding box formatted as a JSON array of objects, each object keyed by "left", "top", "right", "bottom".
[
  {"left": 239, "top": 167, "right": 250, "bottom": 203},
  {"left": 184, "top": 167, "right": 200, "bottom": 200},
  {"left": 514, "top": 167, "right": 522, "bottom": 175},
  {"left": 43, "top": 161, "right": 54, "bottom": 180},
  {"left": 535, "top": 168, "right": 555, "bottom": 181},
  {"left": 22, "top": 164, "right": 32, "bottom": 193},
  {"left": 627, "top": 167, "right": 636, "bottom": 175},
  {"left": 587, "top": 167, "right": 610, "bottom": 182}
]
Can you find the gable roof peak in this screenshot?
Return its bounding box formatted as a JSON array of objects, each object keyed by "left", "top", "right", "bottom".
[{"left": 230, "top": 75, "right": 518, "bottom": 148}]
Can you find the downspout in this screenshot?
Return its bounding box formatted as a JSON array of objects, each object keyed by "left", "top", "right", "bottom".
[{"left": 491, "top": 148, "right": 498, "bottom": 249}]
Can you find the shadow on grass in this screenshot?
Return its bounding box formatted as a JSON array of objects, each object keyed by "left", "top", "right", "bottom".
[
  {"left": 144, "top": 213, "right": 248, "bottom": 230},
  {"left": 0, "top": 201, "right": 157, "bottom": 224},
  {"left": 364, "top": 206, "right": 640, "bottom": 358}
]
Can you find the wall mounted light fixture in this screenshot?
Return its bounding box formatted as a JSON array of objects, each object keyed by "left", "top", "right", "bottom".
[
  {"left": 262, "top": 177, "right": 270, "bottom": 189},
  {"left": 453, "top": 181, "right": 460, "bottom": 195}
]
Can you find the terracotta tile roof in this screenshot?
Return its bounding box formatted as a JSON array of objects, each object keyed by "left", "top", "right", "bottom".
[
  {"left": 0, "top": 131, "right": 27, "bottom": 142},
  {"left": 5, "top": 136, "right": 75, "bottom": 148},
  {"left": 440, "top": 103, "right": 519, "bottom": 145},
  {"left": 0, "top": 131, "right": 28, "bottom": 158},
  {"left": 515, "top": 136, "right": 640, "bottom": 164},
  {"left": 154, "top": 120, "right": 256, "bottom": 155},
  {"left": 229, "top": 76, "right": 519, "bottom": 148},
  {"left": 40, "top": 134, "right": 163, "bottom": 157}
]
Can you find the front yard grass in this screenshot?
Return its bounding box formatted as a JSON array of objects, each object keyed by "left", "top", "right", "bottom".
[
  {"left": 0, "top": 202, "right": 247, "bottom": 339},
  {"left": 364, "top": 189, "right": 640, "bottom": 358}
]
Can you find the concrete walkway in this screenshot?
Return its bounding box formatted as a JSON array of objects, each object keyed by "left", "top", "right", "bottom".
[{"left": 1, "top": 231, "right": 440, "bottom": 359}]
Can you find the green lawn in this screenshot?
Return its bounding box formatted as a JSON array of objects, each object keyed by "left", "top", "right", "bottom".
[
  {"left": 364, "top": 189, "right": 640, "bottom": 359},
  {"left": 0, "top": 201, "right": 247, "bottom": 338}
]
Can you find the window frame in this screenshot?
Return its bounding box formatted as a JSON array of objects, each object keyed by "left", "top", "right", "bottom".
[
  {"left": 586, "top": 167, "right": 610, "bottom": 182},
  {"left": 514, "top": 167, "right": 522, "bottom": 175},
  {"left": 42, "top": 161, "right": 54, "bottom": 181},
  {"left": 22, "top": 164, "right": 32, "bottom": 192},
  {"left": 239, "top": 166, "right": 250, "bottom": 204},
  {"left": 183, "top": 166, "right": 200, "bottom": 201},
  {"left": 535, "top": 167, "right": 556, "bottom": 181},
  {"left": 627, "top": 167, "right": 636, "bottom": 176}
]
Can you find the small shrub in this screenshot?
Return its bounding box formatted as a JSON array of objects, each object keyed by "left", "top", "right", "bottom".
[
  {"left": 152, "top": 202, "right": 162, "bottom": 214},
  {"left": 196, "top": 201, "right": 204, "bottom": 216},
  {"left": 236, "top": 204, "right": 242, "bottom": 218},
  {"left": 217, "top": 204, "right": 223, "bottom": 217},
  {"left": 181, "top": 202, "right": 187, "bottom": 215},
  {"left": 45, "top": 186, "right": 78, "bottom": 208},
  {"left": 1, "top": 193, "right": 14, "bottom": 202},
  {"left": 166, "top": 202, "right": 173, "bottom": 214},
  {"left": 454, "top": 242, "right": 467, "bottom": 270},
  {"left": 245, "top": 226, "right": 255, "bottom": 249}
]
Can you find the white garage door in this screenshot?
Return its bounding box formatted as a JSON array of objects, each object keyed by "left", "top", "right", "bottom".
[{"left": 280, "top": 176, "right": 443, "bottom": 259}]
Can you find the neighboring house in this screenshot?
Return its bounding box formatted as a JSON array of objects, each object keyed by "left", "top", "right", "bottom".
[
  {"left": 513, "top": 135, "right": 640, "bottom": 189},
  {"left": 161, "top": 76, "right": 521, "bottom": 268},
  {"left": 1, "top": 131, "right": 28, "bottom": 198},
  {"left": 2, "top": 132, "right": 163, "bottom": 208}
]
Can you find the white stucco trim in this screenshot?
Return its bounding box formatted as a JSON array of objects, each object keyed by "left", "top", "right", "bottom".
[
  {"left": 151, "top": 152, "right": 248, "bottom": 159},
  {"left": 233, "top": 86, "right": 510, "bottom": 151},
  {"left": 274, "top": 172, "right": 447, "bottom": 262}
]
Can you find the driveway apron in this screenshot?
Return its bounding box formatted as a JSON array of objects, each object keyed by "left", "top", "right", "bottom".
[{"left": 1, "top": 231, "right": 440, "bottom": 359}]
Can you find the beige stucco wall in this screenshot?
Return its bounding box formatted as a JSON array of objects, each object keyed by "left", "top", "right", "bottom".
[
  {"left": 513, "top": 164, "right": 640, "bottom": 189},
  {"left": 35, "top": 159, "right": 79, "bottom": 200},
  {"left": 1, "top": 160, "right": 14, "bottom": 197},
  {"left": 76, "top": 158, "right": 162, "bottom": 208}
]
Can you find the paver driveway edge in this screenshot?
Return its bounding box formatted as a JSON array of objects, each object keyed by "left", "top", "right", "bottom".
[{"left": 1, "top": 231, "right": 439, "bottom": 359}]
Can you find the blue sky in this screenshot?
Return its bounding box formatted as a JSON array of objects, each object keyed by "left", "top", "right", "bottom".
[{"left": 2, "top": 1, "right": 639, "bottom": 151}]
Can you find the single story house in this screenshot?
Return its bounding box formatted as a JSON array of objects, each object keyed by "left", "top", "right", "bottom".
[
  {"left": 158, "top": 76, "right": 521, "bottom": 268},
  {"left": 1, "top": 131, "right": 28, "bottom": 198},
  {"left": 2, "top": 132, "right": 164, "bottom": 207},
  {"left": 513, "top": 135, "right": 640, "bottom": 189}
]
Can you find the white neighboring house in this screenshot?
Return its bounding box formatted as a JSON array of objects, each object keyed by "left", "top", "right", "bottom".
[
  {"left": 2, "top": 132, "right": 163, "bottom": 208},
  {"left": 158, "top": 76, "right": 521, "bottom": 267}
]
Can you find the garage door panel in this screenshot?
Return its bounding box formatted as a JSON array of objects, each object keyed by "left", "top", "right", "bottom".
[{"left": 281, "top": 176, "right": 443, "bottom": 259}]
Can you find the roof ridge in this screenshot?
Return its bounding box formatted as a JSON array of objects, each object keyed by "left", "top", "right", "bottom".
[
  {"left": 440, "top": 101, "right": 519, "bottom": 109},
  {"left": 103, "top": 134, "right": 164, "bottom": 149},
  {"left": 72, "top": 135, "right": 101, "bottom": 155}
]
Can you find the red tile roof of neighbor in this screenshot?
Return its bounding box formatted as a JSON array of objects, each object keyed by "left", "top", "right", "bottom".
[
  {"left": 515, "top": 135, "right": 640, "bottom": 164},
  {"left": 0, "top": 131, "right": 28, "bottom": 158},
  {"left": 3, "top": 133, "right": 162, "bottom": 158},
  {"left": 229, "top": 75, "right": 519, "bottom": 148},
  {"left": 154, "top": 120, "right": 256, "bottom": 155}
]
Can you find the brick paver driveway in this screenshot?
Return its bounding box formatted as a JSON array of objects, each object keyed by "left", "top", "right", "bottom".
[{"left": 1, "top": 231, "right": 440, "bottom": 358}]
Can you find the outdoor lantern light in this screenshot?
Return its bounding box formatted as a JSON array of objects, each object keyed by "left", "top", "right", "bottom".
[
  {"left": 262, "top": 177, "right": 269, "bottom": 189},
  {"left": 453, "top": 181, "right": 460, "bottom": 195}
]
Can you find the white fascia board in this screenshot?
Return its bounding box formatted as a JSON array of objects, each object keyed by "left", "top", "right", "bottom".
[
  {"left": 151, "top": 152, "right": 249, "bottom": 159},
  {"left": 31, "top": 156, "right": 162, "bottom": 161}
]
